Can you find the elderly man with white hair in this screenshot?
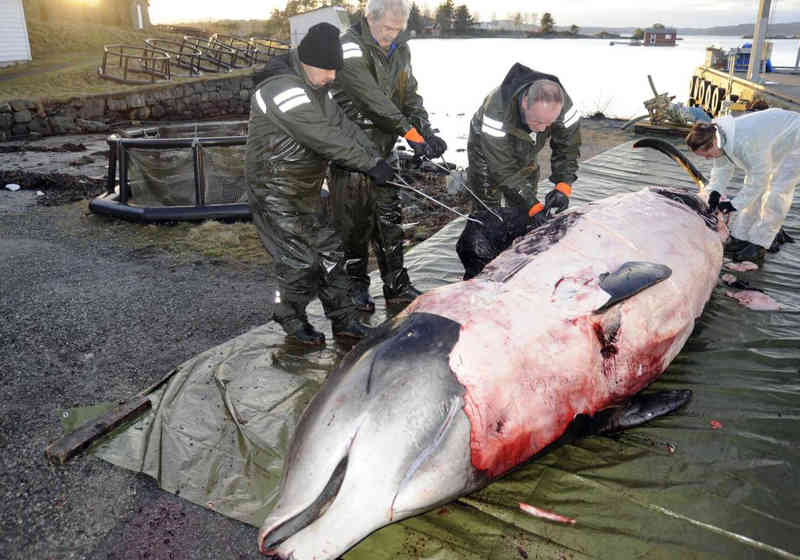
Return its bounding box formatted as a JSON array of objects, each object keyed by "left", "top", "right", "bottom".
[{"left": 329, "top": 0, "right": 446, "bottom": 312}]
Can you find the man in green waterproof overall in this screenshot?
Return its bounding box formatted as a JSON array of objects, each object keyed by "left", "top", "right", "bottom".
[
  {"left": 467, "top": 63, "right": 581, "bottom": 221},
  {"left": 329, "top": 0, "right": 448, "bottom": 313},
  {"left": 246, "top": 23, "right": 394, "bottom": 346},
  {"left": 456, "top": 64, "right": 582, "bottom": 279}
]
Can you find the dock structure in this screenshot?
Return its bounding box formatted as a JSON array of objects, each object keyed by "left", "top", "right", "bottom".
[
  {"left": 690, "top": 0, "right": 800, "bottom": 116},
  {"left": 690, "top": 65, "right": 800, "bottom": 117}
]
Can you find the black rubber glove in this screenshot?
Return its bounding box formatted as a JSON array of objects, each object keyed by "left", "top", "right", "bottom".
[
  {"left": 707, "top": 190, "right": 721, "bottom": 212},
  {"left": 528, "top": 200, "right": 548, "bottom": 228},
  {"left": 407, "top": 138, "right": 430, "bottom": 159},
  {"left": 403, "top": 127, "right": 429, "bottom": 159},
  {"left": 543, "top": 183, "right": 571, "bottom": 216},
  {"left": 366, "top": 159, "right": 395, "bottom": 186},
  {"left": 708, "top": 190, "right": 736, "bottom": 213},
  {"left": 719, "top": 200, "right": 736, "bottom": 213},
  {"left": 425, "top": 135, "right": 448, "bottom": 158}
]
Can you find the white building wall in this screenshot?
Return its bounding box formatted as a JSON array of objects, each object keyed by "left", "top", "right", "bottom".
[
  {"left": 0, "top": 0, "right": 32, "bottom": 67},
  {"left": 288, "top": 7, "right": 351, "bottom": 47}
]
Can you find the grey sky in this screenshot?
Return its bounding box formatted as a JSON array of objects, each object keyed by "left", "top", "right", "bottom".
[{"left": 149, "top": 1, "right": 800, "bottom": 28}]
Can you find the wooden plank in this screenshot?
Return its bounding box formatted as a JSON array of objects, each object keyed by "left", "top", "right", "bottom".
[
  {"left": 633, "top": 121, "right": 690, "bottom": 137},
  {"left": 45, "top": 396, "right": 152, "bottom": 465},
  {"left": 44, "top": 367, "right": 179, "bottom": 465}
]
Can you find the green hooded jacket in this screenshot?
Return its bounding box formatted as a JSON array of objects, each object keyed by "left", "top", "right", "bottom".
[
  {"left": 332, "top": 18, "right": 432, "bottom": 157},
  {"left": 467, "top": 63, "right": 581, "bottom": 208},
  {"left": 245, "top": 50, "right": 379, "bottom": 200}
]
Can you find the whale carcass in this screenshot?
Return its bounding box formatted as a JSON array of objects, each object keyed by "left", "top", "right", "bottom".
[{"left": 258, "top": 184, "right": 724, "bottom": 559}]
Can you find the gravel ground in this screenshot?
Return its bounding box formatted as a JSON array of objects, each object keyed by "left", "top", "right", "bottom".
[
  {"left": 0, "top": 197, "right": 274, "bottom": 559},
  {"left": 0, "top": 117, "right": 636, "bottom": 560}
]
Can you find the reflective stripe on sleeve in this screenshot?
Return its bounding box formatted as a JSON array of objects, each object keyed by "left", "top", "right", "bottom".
[
  {"left": 563, "top": 106, "right": 580, "bottom": 128},
  {"left": 342, "top": 42, "right": 362, "bottom": 59},
  {"left": 481, "top": 114, "right": 506, "bottom": 138},
  {"left": 481, "top": 124, "right": 506, "bottom": 138},
  {"left": 278, "top": 95, "right": 311, "bottom": 113},
  {"left": 271, "top": 87, "right": 311, "bottom": 113},
  {"left": 483, "top": 115, "right": 504, "bottom": 130},
  {"left": 255, "top": 90, "right": 267, "bottom": 113},
  {"left": 273, "top": 87, "right": 306, "bottom": 105}
]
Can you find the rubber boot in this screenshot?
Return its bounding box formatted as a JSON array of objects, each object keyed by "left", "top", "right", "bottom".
[
  {"left": 352, "top": 286, "right": 376, "bottom": 313},
  {"left": 769, "top": 227, "right": 795, "bottom": 252},
  {"left": 732, "top": 241, "right": 766, "bottom": 263},
  {"left": 285, "top": 322, "right": 326, "bottom": 347},
  {"left": 723, "top": 236, "right": 750, "bottom": 257},
  {"left": 383, "top": 283, "right": 422, "bottom": 306},
  {"left": 383, "top": 269, "right": 422, "bottom": 307},
  {"left": 332, "top": 317, "right": 372, "bottom": 340}
]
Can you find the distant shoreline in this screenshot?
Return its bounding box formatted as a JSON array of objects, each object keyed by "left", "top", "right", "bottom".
[{"left": 412, "top": 33, "right": 602, "bottom": 40}]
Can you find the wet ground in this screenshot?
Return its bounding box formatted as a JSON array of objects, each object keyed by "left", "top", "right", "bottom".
[
  {"left": 1, "top": 131, "right": 276, "bottom": 560},
  {"left": 0, "top": 133, "right": 109, "bottom": 205},
  {"left": 0, "top": 117, "right": 637, "bottom": 560}
]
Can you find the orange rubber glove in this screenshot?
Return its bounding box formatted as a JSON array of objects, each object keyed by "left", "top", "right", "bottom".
[
  {"left": 528, "top": 201, "right": 547, "bottom": 227},
  {"left": 403, "top": 127, "right": 426, "bottom": 144}
]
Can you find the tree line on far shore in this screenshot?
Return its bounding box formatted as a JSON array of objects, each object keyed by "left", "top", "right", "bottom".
[
  {"left": 207, "top": 0, "right": 660, "bottom": 42},
  {"left": 259, "top": 1, "right": 583, "bottom": 40}
]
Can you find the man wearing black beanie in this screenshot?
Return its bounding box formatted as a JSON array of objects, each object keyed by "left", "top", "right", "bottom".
[
  {"left": 245, "top": 23, "right": 395, "bottom": 346},
  {"left": 297, "top": 22, "right": 343, "bottom": 75}
]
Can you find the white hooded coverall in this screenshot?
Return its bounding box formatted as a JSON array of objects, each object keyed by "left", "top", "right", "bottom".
[{"left": 707, "top": 108, "right": 800, "bottom": 248}]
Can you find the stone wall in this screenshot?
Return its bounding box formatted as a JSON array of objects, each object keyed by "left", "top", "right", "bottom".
[{"left": 0, "top": 74, "right": 254, "bottom": 141}]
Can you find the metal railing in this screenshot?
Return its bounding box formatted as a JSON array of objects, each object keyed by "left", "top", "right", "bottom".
[
  {"left": 144, "top": 38, "right": 203, "bottom": 77},
  {"left": 98, "top": 44, "right": 171, "bottom": 85},
  {"left": 249, "top": 37, "right": 290, "bottom": 64},
  {"left": 209, "top": 33, "right": 255, "bottom": 67}
]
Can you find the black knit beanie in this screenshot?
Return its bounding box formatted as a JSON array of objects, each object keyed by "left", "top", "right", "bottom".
[{"left": 297, "top": 23, "right": 343, "bottom": 70}]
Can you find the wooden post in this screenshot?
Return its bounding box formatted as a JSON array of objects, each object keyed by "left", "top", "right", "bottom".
[{"left": 748, "top": 0, "right": 772, "bottom": 83}]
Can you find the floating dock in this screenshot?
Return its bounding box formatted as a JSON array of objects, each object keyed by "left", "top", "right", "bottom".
[{"left": 690, "top": 64, "right": 800, "bottom": 116}]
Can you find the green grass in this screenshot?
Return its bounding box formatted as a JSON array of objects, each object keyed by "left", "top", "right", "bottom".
[
  {"left": 26, "top": 19, "right": 179, "bottom": 59},
  {"left": 72, "top": 201, "right": 272, "bottom": 265},
  {"left": 0, "top": 20, "right": 254, "bottom": 103}
]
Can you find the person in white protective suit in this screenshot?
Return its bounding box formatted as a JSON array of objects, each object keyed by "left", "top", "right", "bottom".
[{"left": 686, "top": 108, "right": 798, "bottom": 262}]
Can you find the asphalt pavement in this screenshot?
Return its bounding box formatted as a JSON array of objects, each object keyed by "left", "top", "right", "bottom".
[{"left": 0, "top": 144, "right": 276, "bottom": 559}]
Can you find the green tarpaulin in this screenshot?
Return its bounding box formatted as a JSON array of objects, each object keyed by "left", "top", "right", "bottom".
[{"left": 78, "top": 140, "right": 800, "bottom": 559}]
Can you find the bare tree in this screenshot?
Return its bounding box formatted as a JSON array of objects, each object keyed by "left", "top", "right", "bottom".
[
  {"left": 512, "top": 12, "right": 522, "bottom": 32},
  {"left": 408, "top": 2, "right": 424, "bottom": 34},
  {"left": 540, "top": 12, "right": 555, "bottom": 33},
  {"left": 454, "top": 4, "right": 472, "bottom": 33},
  {"left": 435, "top": 0, "right": 455, "bottom": 33}
]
